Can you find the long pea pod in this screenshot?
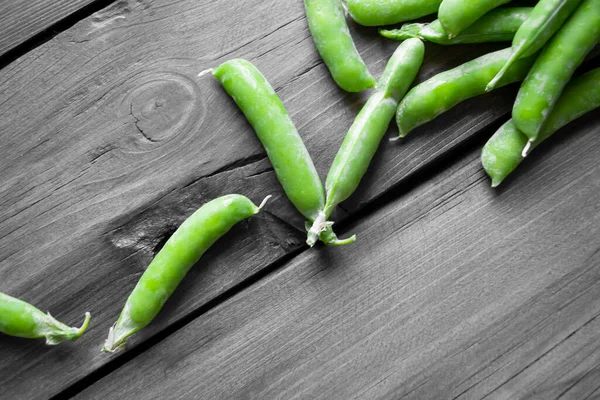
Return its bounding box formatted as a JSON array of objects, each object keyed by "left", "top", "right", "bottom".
[
  {"left": 103, "top": 194, "right": 269, "bottom": 352},
  {"left": 512, "top": 0, "right": 600, "bottom": 142},
  {"left": 307, "top": 39, "right": 425, "bottom": 245},
  {"left": 395, "top": 47, "right": 537, "bottom": 139},
  {"left": 0, "top": 292, "right": 90, "bottom": 345},
  {"left": 212, "top": 59, "right": 350, "bottom": 246},
  {"left": 482, "top": 67, "right": 600, "bottom": 187},
  {"left": 439, "top": 0, "right": 512, "bottom": 38},
  {"left": 487, "top": 0, "right": 583, "bottom": 91},
  {"left": 345, "top": 0, "right": 442, "bottom": 27},
  {"left": 305, "top": 0, "right": 375, "bottom": 92},
  {"left": 380, "top": 8, "right": 532, "bottom": 45}
]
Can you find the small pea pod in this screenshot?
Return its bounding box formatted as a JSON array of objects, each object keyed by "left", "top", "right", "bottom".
[
  {"left": 0, "top": 292, "right": 90, "bottom": 345},
  {"left": 380, "top": 8, "right": 531, "bottom": 45},
  {"left": 307, "top": 39, "right": 425, "bottom": 246},
  {"left": 512, "top": 0, "right": 600, "bottom": 142},
  {"left": 482, "top": 67, "right": 600, "bottom": 187},
  {"left": 305, "top": 0, "right": 375, "bottom": 92},
  {"left": 345, "top": 0, "right": 442, "bottom": 27},
  {"left": 487, "top": 0, "right": 583, "bottom": 91},
  {"left": 395, "top": 47, "right": 537, "bottom": 138},
  {"left": 103, "top": 194, "right": 269, "bottom": 352},
  {"left": 439, "top": 0, "right": 512, "bottom": 39}
]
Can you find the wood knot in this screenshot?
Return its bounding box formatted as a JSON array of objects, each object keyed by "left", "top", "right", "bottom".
[{"left": 119, "top": 72, "right": 205, "bottom": 146}]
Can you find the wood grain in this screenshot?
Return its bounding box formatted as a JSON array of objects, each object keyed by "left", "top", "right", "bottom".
[
  {"left": 76, "top": 113, "right": 600, "bottom": 400},
  {"left": 1, "top": 0, "right": 597, "bottom": 398},
  {"left": 0, "top": 0, "right": 99, "bottom": 58}
]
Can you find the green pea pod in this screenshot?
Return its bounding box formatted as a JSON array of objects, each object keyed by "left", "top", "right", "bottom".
[
  {"left": 380, "top": 8, "right": 532, "bottom": 45},
  {"left": 212, "top": 59, "right": 324, "bottom": 224},
  {"left": 512, "top": 0, "right": 600, "bottom": 142},
  {"left": 103, "top": 194, "right": 269, "bottom": 352},
  {"left": 0, "top": 292, "right": 90, "bottom": 345},
  {"left": 487, "top": 0, "right": 583, "bottom": 91},
  {"left": 307, "top": 39, "right": 424, "bottom": 246},
  {"left": 305, "top": 0, "right": 375, "bottom": 92},
  {"left": 439, "top": 0, "right": 512, "bottom": 38},
  {"left": 345, "top": 0, "right": 442, "bottom": 26},
  {"left": 395, "top": 47, "right": 537, "bottom": 138},
  {"left": 482, "top": 67, "right": 600, "bottom": 187}
]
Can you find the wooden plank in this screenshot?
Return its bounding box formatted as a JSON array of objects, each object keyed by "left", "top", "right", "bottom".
[
  {"left": 0, "top": 0, "right": 99, "bottom": 59},
  {"left": 76, "top": 113, "right": 600, "bottom": 399},
  {"left": 1, "top": 0, "right": 594, "bottom": 398}
]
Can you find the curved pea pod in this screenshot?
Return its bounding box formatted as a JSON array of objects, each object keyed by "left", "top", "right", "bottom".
[
  {"left": 103, "top": 194, "right": 269, "bottom": 352},
  {"left": 395, "top": 47, "right": 537, "bottom": 138},
  {"left": 482, "top": 67, "right": 600, "bottom": 187},
  {"left": 512, "top": 0, "right": 600, "bottom": 142},
  {"left": 345, "top": 0, "right": 442, "bottom": 27},
  {"left": 305, "top": 0, "right": 375, "bottom": 92},
  {"left": 0, "top": 292, "right": 90, "bottom": 345},
  {"left": 213, "top": 59, "right": 325, "bottom": 224},
  {"left": 439, "top": 0, "right": 512, "bottom": 38},
  {"left": 487, "top": 0, "right": 583, "bottom": 91},
  {"left": 307, "top": 39, "right": 425, "bottom": 246},
  {"left": 380, "top": 8, "right": 532, "bottom": 45}
]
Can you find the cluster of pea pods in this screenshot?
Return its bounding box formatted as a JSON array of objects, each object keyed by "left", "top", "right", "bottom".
[{"left": 2, "top": 0, "right": 599, "bottom": 352}]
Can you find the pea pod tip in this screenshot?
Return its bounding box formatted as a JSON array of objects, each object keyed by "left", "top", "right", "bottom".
[
  {"left": 197, "top": 68, "right": 214, "bottom": 78},
  {"left": 521, "top": 140, "right": 533, "bottom": 158},
  {"left": 258, "top": 195, "right": 272, "bottom": 210}
]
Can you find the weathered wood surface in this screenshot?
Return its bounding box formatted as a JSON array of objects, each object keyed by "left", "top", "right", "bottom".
[
  {"left": 77, "top": 113, "right": 600, "bottom": 400},
  {"left": 0, "top": 0, "right": 99, "bottom": 59},
  {"left": 0, "top": 0, "right": 598, "bottom": 398}
]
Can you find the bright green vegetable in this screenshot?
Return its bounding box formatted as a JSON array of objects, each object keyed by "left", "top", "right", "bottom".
[
  {"left": 103, "top": 194, "right": 269, "bottom": 352},
  {"left": 380, "top": 7, "right": 531, "bottom": 45},
  {"left": 482, "top": 67, "right": 600, "bottom": 187},
  {"left": 395, "top": 47, "right": 537, "bottom": 138},
  {"left": 512, "top": 0, "right": 600, "bottom": 141},
  {"left": 439, "top": 0, "right": 512, "bottom": 38},
  {"left": 213, "top": 59, "right": 324, "bottom": 223},
  {"left": 212, "top": 59, "right": 350, "bottom": 246},
  {"left": 307, "top": 39, "right": 424, "bottom": 245},
  {"left": 0, "top": 292, "right": 90, "bottom": 345},
  {"left": 487, "top": 0, "right": 583, "bottom": 90},
  {"left": 305, "top": 0, "right": 375, "bottom": 92},
  {"left": 345, "top": 0, "right": 442, "bottom": 27}
]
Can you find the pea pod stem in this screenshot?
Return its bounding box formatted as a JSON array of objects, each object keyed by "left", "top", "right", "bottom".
[
  {"left": 305, "top": 0, "right": 375, "bottom": 92},
  {"left": 0, "top": 292, "right": 91, "bottom": 345},
  {"left": 307, "top": 39, "right": 425, "bottom": 244},
  {"left": 395, "top": 47, "right": 538, "bottom": 139},
  {"left": 512, "top": 0, "right": 600, "bottom": 141},
  {"left": 380, "top": 8, "right": 532, "bottom": 45},
  {"left": 103, "top": 194, "right": 268, "bottom": 352},
  {"left": 486, "top": 0, "right": 583, "bottom": 91},
  {"left": 482, "top": 67, "right": 600, "bottom": 187}
]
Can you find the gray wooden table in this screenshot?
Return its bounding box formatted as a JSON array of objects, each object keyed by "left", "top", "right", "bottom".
[{"left": 1, "top": 1, "right": 599, "bottom": 399}]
